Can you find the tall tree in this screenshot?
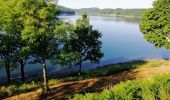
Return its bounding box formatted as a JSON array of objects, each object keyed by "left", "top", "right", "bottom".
[
  {"left": 20, "top": 0, "right": 59, "bottom": 91},
  {"left": 69, "top": 13, "right": 103, "bottom": 75},
  {"left": 140, "top": 0, "right": 170, "bottom": 49},
  {"left": 52, "top": 21, "right": 78, "bottom": 67},
  {"left": 15, "top": 43, "right": 30, "bottom": 82},
  {"left": 0, "top": 32, "right": 18, "bottom": 83},
  {"left": 0, "top": 0, "right": 31, "bottom": 82},
  {"left": 0, "top": 0, "right": 22, "bottom": 83}
]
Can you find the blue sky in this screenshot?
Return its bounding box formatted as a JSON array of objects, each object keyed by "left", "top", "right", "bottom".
[{"left": 58, "top": 0, "right": 155, "bottom": 9}]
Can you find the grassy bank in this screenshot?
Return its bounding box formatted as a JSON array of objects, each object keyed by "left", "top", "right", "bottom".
[
  {"left": 73, "top": 74, "right": 170, "bottom": 100},
  {"left": 0, "top": 60, "right": 170, "bottom": 99}
]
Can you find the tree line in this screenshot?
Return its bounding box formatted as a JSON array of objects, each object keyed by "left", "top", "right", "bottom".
[
  {"left": 74, "top": 8, "right": 146, "bottom": 18},
  {"left": 0, "top": 0, "right": 103, "bottom": 91},
  {"left": 55, "top": 5, "right": 145, "bottom": 17},
  {"left": 57, "top": 5, "right": 75, "bottom": 15}
]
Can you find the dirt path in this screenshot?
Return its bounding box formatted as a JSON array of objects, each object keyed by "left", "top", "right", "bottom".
[
  {"left": 135, "top": 66, "right": 170, "bottom": 78},
  {"left": 5, "top": 66, "right": 170, "bottom": 100}
]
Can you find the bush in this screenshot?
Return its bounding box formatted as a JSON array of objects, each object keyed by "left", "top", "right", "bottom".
[
  {"left": 0, "top": 81, "right": 39, "bottom": 99},
  {"left": 73, "top": 74, "right": 170, "bottom": 100},
  {"left": 0, "top": 85, "right": 18, "bottom": 97}
]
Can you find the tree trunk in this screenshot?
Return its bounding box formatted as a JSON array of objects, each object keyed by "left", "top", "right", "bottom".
[
  {"left": 42, "top": 60, "right": 49, "bottom": 92},
  {"left": 20, "top": 60, "right": 25, "bottom": 82},
  {"left": 5, "top": 63, "right": 10, "bottom": 83},
  {"left": 79, "top": 63, "right": 82, "bottom": 76},
  {"left": 78, "top": 55, "right": 82, "bottom": 76}
]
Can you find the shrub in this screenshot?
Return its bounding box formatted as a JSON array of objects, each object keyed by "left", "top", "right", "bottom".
[
  {"left": 0, "top": 82, "right": 39, "bottom": 99},
  {"left": 73, "top": 74, "right": 170, "bottom": 100}
]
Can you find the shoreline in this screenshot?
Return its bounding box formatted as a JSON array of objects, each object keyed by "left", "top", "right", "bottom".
[
  {"left": 58, "top": 14, "right": 141, "bottom": 19},
  {"left": 75, "top": 13, "right": 141, "bottom": 19},
  {"left": 0, "top": 56, "right": 166, "bottom": 82}
]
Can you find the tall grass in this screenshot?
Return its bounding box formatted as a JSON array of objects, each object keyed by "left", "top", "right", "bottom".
[
  {"left": 73, "top": 74, "right": 170, "bottom": 100},
  {"left": 0, "top": 81, "right": 41, "bottom": 99}
]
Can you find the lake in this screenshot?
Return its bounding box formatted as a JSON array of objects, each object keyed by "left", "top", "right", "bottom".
[{"left": 0, "top": 15, "right": 169, "bottom": 81}]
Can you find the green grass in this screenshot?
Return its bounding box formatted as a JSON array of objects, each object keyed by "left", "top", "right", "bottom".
[
  {"left": 0, "top": 60, "right": 169, "bottom": 99},
  {"left": 53, "top": 60, "right": 170, "bottom": 81},
  {"left": 83, "top": 60, "right": 170, "bottom": 77},
  {"left": 0, "top": 81, "right": 40, "bottom": 99},
  {"left": 73, "top": 74, "right": 170, "bottom": 100}
]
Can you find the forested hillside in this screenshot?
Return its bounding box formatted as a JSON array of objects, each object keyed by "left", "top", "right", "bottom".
[
  {"left": 74, "top": 8, "right": 146, "bottom": 18},
  {"left": 57, "top": 5, "right": 146, "bottom": 17},
  {"left": 57, "top": 5, "right": 75, "bottom": 15}
]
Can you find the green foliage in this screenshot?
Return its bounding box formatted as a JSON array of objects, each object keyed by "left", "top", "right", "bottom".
[
  {"left": 140, "top": 0, "right": 170, "bottom": 49},
  {"left": 67, "top": 13, "right": 103, "bottom": 72},
  {"left": 0, "top": 0, "right": 61, "bottom": 88},
  {"left": 51, "top": 21, "right": 78, "bottom": 66},
  {"left": 52, "top": 13, "right": 103, "bottom": 73},
  {"left": 20, "top": 0, "right": 59, "bottom": 64},
  {"left": 0, "top": 81, "right": 39, "bottom": 99},
  {"left": 73, "top": 74, "right": 170, "bottom": 100},
  {"left": 0, "top": 1, "right": 30, "bottom": 82},
  {"left": 0, "top": 0, "right": 23, "bottom": 82}
]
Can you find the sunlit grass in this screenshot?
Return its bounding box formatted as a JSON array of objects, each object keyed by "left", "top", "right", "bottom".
[
  {"left": 84, "top": 60, "right": 170, "bottom": 77},
  {"left": 73, "top": 74, "right": 170, "bottom": 100}
]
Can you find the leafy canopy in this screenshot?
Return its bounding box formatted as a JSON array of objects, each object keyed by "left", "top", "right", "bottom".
[
  {"left": 0, "top": 0, "right": 23, "bottom": 68},
  {"left": 140, "top": 0, "right": 170, "bottom": 49},
  {"left": 70, "top": 12, "right": 103, "bottom": 65},
  {"left": 20, "top": 0, "right": 59, "bottom": 63}
]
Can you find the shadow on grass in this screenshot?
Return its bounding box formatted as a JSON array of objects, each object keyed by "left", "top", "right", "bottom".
[
  {"left": 38, "top": 71, "right": 140, "bottom": 100},
  {"left": 0, "top": 60, "right": 147, "bottom": 99},
  {"left": 38, "top": 60, "right": 147, "bottom": 100}
]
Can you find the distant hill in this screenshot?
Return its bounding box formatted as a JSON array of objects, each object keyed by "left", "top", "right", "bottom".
[
  {"left": 57, "top": 5, "right": 75, "bottom": 15},
  {"left": 57, "top": 6, "right": 146, "bottom": 18},
  {"left": 74, "top": 8, "right": 146, "bottom": 18}
]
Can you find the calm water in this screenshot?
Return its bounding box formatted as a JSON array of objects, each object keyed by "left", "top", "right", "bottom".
[
  {"left": 59, "top": 15, "right": 169, "bottom": 60},
  {"left": 0, "top": 15, "right": 169, "bottom": 80}
]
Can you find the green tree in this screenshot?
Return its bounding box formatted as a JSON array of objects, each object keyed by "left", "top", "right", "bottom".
[
  {"left": 20, "top": 0, "right": 59, "bottom": 91},
  {"left": 140, "top": 0, "right": 170, "bottom": 49},
  {"left": 52, "top": 21, "right": 78, "bottom": 67},
  {"left": 69, "top": 13, "right": 103, "bottom": 75},
  {"left": 0, "top": 32, "right": 18, "bottom": 83},
  {"left": 15, "top": 43, "right": 30, "bottom": 82},
  {"left": 0, "top": 0, "right": 22, "bottom": 83},
  {"left": 0, "top": 0, "right": 32, "bottom": 82}
]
